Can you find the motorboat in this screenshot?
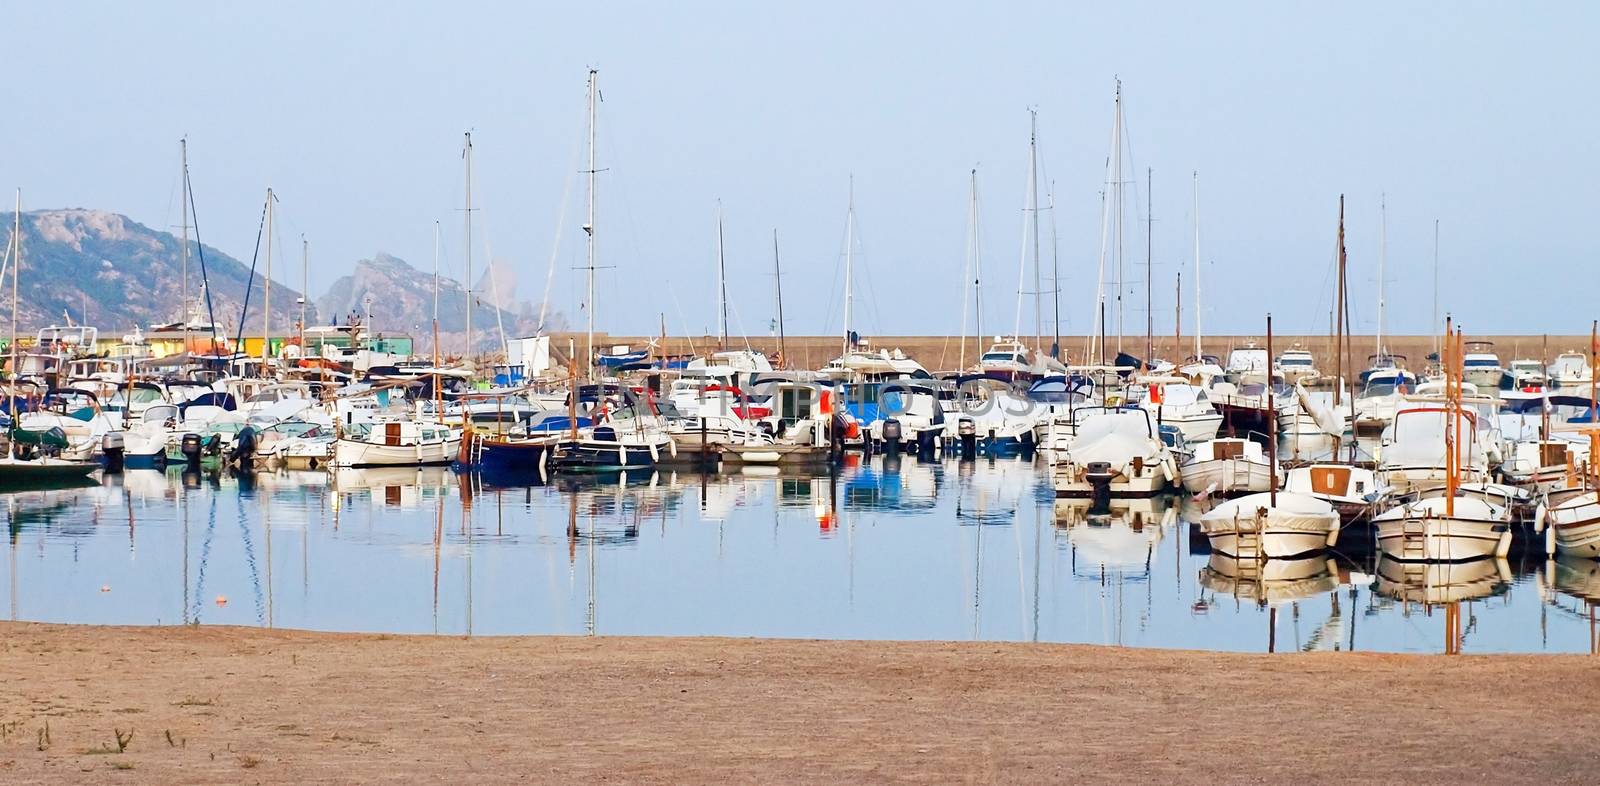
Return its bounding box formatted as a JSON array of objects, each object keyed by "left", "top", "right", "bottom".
[
  {"left": 1138, "top": 380, "right": 1223, "bottom": 444},
  {"left": 1353, "top": 368, "right": 1418, "bottom": 435},
  {"left": 1461, "top": 342, "right": 1506, "bottom": 390},
  {"left": 1548, "top": 352, "right": 1593, "bottom": 390},
  {"left": 1198, "top": 491, "right": 1340, "bottom": 558},
  {"left": 1052, "top": 407, "right": 1178, "bottom": 497},
  {"left": 1181, "top": 437, "right": 1273, "bottom": 496},
  {"left": 1224, "top": 344, "right": 1270, "bottom": 385},
  {"left": 1274, "top": 348, "right": 1319, "bottom": 385},
  {"left": 1507, "top": 359, "right": 1547, "bottom": 392},
  {"left": 1378, "top": 406, "right": 1489, "bottom": 496}
]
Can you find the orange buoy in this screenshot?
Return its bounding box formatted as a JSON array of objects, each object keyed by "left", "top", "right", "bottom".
[
  {"left": 215, "top": 595, "right": 228, "bottom": 607},
  {"left": 99, "top": 585, "right": 111, "bottom": 593}
]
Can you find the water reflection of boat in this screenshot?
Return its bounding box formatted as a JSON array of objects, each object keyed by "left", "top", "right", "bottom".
[
  {"left": 1544, "top": 556, "right": 1600, "bottom": 605},
  {"left": 333, "top": 466, "right": 451, "bottom": 508},
  {"left": 839, "top": 458, "right": 939, "bottom": 513},
  {"left": 1198, "top": 554, "right": 1338, "bottom": 606},
  {"left": 1374, "top": 556, "right": 1512, "bottom": 604},
  {"left": 1053, "top": 496, "right": 1175, "bottom": 572}
]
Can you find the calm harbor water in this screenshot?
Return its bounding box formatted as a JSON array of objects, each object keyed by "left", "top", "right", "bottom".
[{"left": 4, "top": 456, "right": 1598, "bottom": 654}]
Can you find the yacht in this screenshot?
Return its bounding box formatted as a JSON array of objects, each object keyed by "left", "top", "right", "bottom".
[
  {"left": 1274, "top": 348, "right": 1319, "bottom": 384},
  {"left": 1461, "top": 342, "right": 1506, "bottom": 390},
  {"left": 1506, "top": 359, "right": 1546, "bottom": 392},
  {"left": 1224, "top": 344, "right": 1270, "bottom": 385},
  {"left": 1548, "top": 352, "right": 1593, "bottom": 390}
]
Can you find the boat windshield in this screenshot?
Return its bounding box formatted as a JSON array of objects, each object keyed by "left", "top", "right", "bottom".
[
  {"left": 1279, "top": 356, "right": 1314, "bottom": 366},
  {"left": 1464, "top": 358, "right": 1500, "bottom": 367},
  {"left": 981, "top": 352, "right": 1023, "bottom": 364}
]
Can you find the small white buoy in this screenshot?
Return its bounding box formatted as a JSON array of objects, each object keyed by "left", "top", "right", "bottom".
[{"left": 100, "top": 585, "right": 111, "bottom": 593}]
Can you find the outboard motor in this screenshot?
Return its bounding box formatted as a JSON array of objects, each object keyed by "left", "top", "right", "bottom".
[
  {"left": 181, "top": 433, "right": 205, "bottom": 466},
  {"left": 1085, "top": 461, "right": 1116, "bottom": 514},
  {"left": 229, "top": 425, "right": 258, "bottom": 470},
  {"left": 957, "top": 419, "right": 977, "bottom": 462},
  {"left": 881, "top": 419, "right": 903, "bottom": 455},
  {"left": 101, "top": 432, "right": 126, "bottom": 473}
]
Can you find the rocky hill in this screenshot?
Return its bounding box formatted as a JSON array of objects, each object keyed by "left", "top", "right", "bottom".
[
  {"left": 0, "top": 209, "right": 307, "bottom": 336},
  {"left": 317, "top": 252, "right": 558, "bottom": 352}
]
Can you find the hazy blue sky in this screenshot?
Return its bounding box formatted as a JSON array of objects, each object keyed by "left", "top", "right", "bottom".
[{"left": 6, "top": 2, "right": 1597, "bottom": 339}]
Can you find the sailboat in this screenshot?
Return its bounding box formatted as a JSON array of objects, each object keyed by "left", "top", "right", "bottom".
[
  {"left": 0, "top": 189, "right": 99, "bottom": 488},
  {"left": 1199, "top": 316, "right": 1340, "bottom": 558},
  {"left": 548, "top": 69, "right": 673, "bottom": 473}
]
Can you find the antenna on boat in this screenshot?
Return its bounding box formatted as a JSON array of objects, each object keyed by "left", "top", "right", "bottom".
[{"left": 772, "top": 228, "right": 786, "bottom": 368}]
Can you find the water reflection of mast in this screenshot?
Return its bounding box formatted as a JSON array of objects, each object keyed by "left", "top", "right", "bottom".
[
  {"left": 432, "top": 493, "right": 444, "bottom": 635},
  {"left": 265, "top": 489, "right": 274, "bottom": 628},
  {"left": 181, "top": 474, "right": 190, "bottom": 624},
  {"left": 462, "top": 478, "right": 474, "bottom": 637}
]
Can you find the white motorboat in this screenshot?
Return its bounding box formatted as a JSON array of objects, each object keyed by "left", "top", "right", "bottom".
[
  {"left": 1181, "top": 437, "right": 1273, "bottom": 496},
  {"left": 1274, "top": 348, "right": 1319, "bottom": 384},
  {"left": 1506, "top": 359, "right": 1547, "bottom": 392},
  {"left": 1379, "top": 406, "right": 1490, "bottom": 496},
  {"left": 1224, "top": 344, "right": 1270, "bottom": 385},
  {"left": 1139, "top": 380, "right": 1223, "bottom": 444},
  {"left": 1461, "top": 341, "right": 1505, "bottom": 390},
  {"left": 1053, "top": 408, "right": 1178, "bottom": 497},
  {"left": 1353, "top": 367, "right": 1417, "bottom": 435},
  {"left": 1548, "top": 352, "right": 1593, "bottom": 390},
  {"left": 1199, "top": 491, "right": 1340, "bottom": 559}
]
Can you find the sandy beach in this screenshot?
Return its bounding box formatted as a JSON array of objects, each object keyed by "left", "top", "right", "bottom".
[{"left": 0, "top": 622, "right": 1594, "bottom": 784}]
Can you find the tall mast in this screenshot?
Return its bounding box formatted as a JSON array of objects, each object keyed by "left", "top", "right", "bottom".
[
  {"left": 1432, "top": 218, "right": 1440, "bottom": 358},
  {"left": 433, "top": 220, "right": 441, "bottom": 367},
  {"left": 1335, "top": 196, "right": 1347, "bottom": 409},
  {"left": 772, "top": 229, "right": 786, "bottom": 366},
  {"left": 842, "top": 177, "right": 854, "bottom": 359},
  {"left": 463, "top": 131, "right": 474, "bottom": 362},
  {"left": 299, "top": 235, "right": 308, "bottom": 353},
  {"left": 261, "top": 188, "right": 276, "bottom": 374},
  {"left": 1048, "top": 184, "right": 1061, "bottom": 359},
  {"left": 1144, "top": 167, "right": 1153, "bottom": 366},
  {"left": 1377, "top": 193, "right": 1387, "bottom": 358},
  {"left": 1113, "top": 79, "right": 1125, "bottom": 353},
  {"left": 716, "top": 203, "right": 728, "bottom": 348},
  {"left": 584, "top": 69, "right": 598, "bottom": 379},
  {"left": 179, "top": 138, "right": 191, "bottom": 354},
  {"left": 962, "top": 168, "right": 983, "bottom": 370},
  {"left": 10, "top": 190, "right": 20, "bottom": 429},
  {"left": 1192, "top": 171, "right": 1202, "bottom": 359},
  {"left": 1030, "top": 110, "right": 1042, "bottom": 351}
]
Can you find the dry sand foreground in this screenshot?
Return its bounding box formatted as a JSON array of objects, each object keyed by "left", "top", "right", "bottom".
[{"left": 0, "top": 623, "right": 1595, "bottom": 784}]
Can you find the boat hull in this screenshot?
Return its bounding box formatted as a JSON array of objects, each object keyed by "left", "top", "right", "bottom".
[
  {"left": 1375, "top": 516, "right": 1511, "bottom": 562},
  {"left": 334, "top": 437, "right": 461, "bottom": 467},
  {"left": 1181, "top": 458, "right": 1273, "bottom": 495}
]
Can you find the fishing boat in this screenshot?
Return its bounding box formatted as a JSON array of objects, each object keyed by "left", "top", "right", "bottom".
[
  {"left": 1181, "top": 437, "right": 1273, "bottom": 496},
  {"left": 1282, "top": 464, "right": 1385, "bottom": 523},
  {"left": 333, "top": 419, "right": 461, "bottom": 467}
]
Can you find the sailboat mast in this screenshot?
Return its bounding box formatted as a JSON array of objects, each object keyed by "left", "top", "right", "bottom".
[
  {"left": 1048, "top": 185, "right": 1060, "bottom": 358},
  {"left": 716, "top": 203, "right": 728, "bottom": 348},
  {"left": 585, "top": 69, "right": 598, "bottom": 380},
  {"left": 1377, "top": 193, "right": 1386, "bottom": 357},
  {"left": 10, "top": 190, "right": 20, "bottom": 427},
  {"left": 299, "top": 235, "right": 307, "bottom": 353},
  {"left": 1145, "top": 167, "right": 1153, "bottom": 366},
  {"left": 1335, "top": 196, "right": 1347, "bottom": 409},
  {"left": 1113, "top": 80, "right": 1124, "bottom": 353},
  {"left": 1192, "top": 171, "right": 1202, "bottom": 359},
  {"left": 1432, "top": 219, "right": 1440, "bottom": 358},
  {"left": 843, "top": 177, "right": 854, "bottom": 359},
  {"left": 180, "top": 137, "right": 191, "bottom": 354},
  {"left": 1030, "top": 110, "right": 1042, "bottom": 352},
  {"left": 965, "top": 168, "right": 983, "bottom": 370},
  {"left": 262, "top": 187, "right": 274, "bottom": 374},
  {"left": 433, "top": 220, "right": 441, "bottom": 367},
  {"left": 463, "top": 132, "right": 474, "bottom": 363},
  {"left": 772, "top": 229, "right": 786, "bottom": 367}
]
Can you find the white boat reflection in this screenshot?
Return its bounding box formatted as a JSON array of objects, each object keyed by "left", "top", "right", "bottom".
[
  {"left": 1053, "top": 496, "right": 1176, "bottom": 572},
  {"left": 333, "top": 466, "right": 452, "bottom": 508},
  {"left": 1374, "top": 556, "right": 1512, "bottom": 605},
  {"left": 1198, "top": 554, "right": 1339, "bottom": 606}
]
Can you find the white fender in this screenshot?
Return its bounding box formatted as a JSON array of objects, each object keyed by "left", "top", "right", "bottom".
[
  {"left": 1546, "top": 522, "right": 1557, "bottom": 557},
  {"left": 649, "top": 441, "right": 659, "bottom": 463}
]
